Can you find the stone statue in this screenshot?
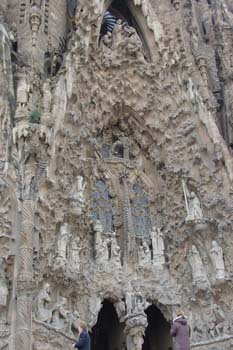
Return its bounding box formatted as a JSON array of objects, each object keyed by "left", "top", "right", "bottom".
[
  {"left": 34, "top": 283, "right": 52, "bottom": 323},
  {"left": 42, "top": 79, "right": 52, "bottom": 113},
  {"left": 138, "top": 242, "right": 151, "bottom": 267},
  {"left": 16, "top": 67, "right": 30, "bottom": 108},
  {"left": 56, "top": 223, "right": 70, "bottom": 261},
  {"left": 0, "top": 260, "right": 8, "bottom": 324},
  {"left": 151, "top": 227, "right": 165, "bottom": 267},
  {"left": 110, "top": 233, "right": 121, "bottom": 268},
  {"left": 69, "top": 237, "right": 81, "bottom": 273},
  {"left": 210, "top": 241, "right": 225, "bottom": 280},
  {"left": 50, "top": 297, "right": 70, "bottom": 331},
  {"left": 94, "top": 221, "right": 109, "bottom": 263},
  {"left": 182, "top": 181, "right": 204, "bottom": 222},
  {"left": 124, "top": 26, "right": 144, "bottom": 61},
  {"left": 112, "top": 19, "right": 124, "bottom": 50},
  {"left": 76, "top": 175, "right": 86, "bottom": 204},
  {"left": 188, "top": 245, "right": 209, "bottom": 286},
  {"left": 67, "top": 309, "right": 80, "bottom": 336}
]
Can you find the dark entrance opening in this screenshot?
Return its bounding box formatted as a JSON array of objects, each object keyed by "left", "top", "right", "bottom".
[
  {"left": 143, "top": 305, "right": 172, "bottom": 350},
  {"left": 91, "top": 300, "right": 125, "bottom": 350}
]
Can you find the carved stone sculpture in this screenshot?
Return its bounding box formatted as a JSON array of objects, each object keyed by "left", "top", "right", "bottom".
[
  {"left": 188, "top": 245, "right": 209, "bottom": 287},
  {"left": 56, "top": 223, "right": 70, "bottom": 263},
  {"left": 210, "top": 240, "right": 225, "bottom": 280},
  {"left": 138, "top": 242, "right": 151, "bottom": 267},
  {"left": 50, "top": 297, "right": 70, "bottom": 331},
  {"left": 0, "top": 261, "right": 8, "bottom": 324},
  {"left": 110, "top": 233, "right": 121, "bottom": 268},
  {"left": 94, "top": 221, "right": 109, "bottom": 264},
  {"left": 151, "top": 227, "right": 165, "bottom": 268},
  {"left": 182, "top": 181, "right": 204, "bottom": 223},
  {"left": 69, "top": 237, "right": 81, "bottom": 273},
  {"left": 34, "top": 283, "right": 52, "bottom": 323}
]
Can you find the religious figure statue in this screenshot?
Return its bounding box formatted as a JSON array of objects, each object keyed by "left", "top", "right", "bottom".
[
  {"left": 67, "top": 309, "right": 80, "bottom": 337},
  {"left": 182, "top": 181, "right": 204, "bottom": 223},
  {"left": 124, "top": 26, "right": 145, "bottom": 62},
  {"left": 210, "top": 240, "right": 225, "bottom": 280},
  {"left": 56, "top": 223, "right": 71, "bottom": 262},
  {"left": 151, "top": 227, "right": 165, "bottom": 268},
  {"left": 138, "top": 242, "right": 151, "bottom": 267},
  {"left": 110, "top": 233, "right": 121, "bottom": 268},
  {"left": 50, "top": 297, "right": 70, "bottom": 331},
  {"left": 0, "top": 260, "right": 8, "bottom": 324},
  {"left": 69, "top": 237, "right": 81, "bottom": 273},
  {"left": 16, "top": 67, "right": 31, "bottom": 108},
  {"left": 188, "top": 245, "right": 209, "bottom": 286},
  {"left": 42, "top": 79, "right": 52, "bottom": 113},
  {"left": 94, "top": 221, "right": 109, "bottom": 264},
  {"left": 70, "top": 175, "right": 86, "bottom": 206},
  {"left": 34, "top": 283, "right": 52, "bottom": 323}
]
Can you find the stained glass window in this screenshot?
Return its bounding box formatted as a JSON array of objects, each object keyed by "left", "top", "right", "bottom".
[{"left": 92, "top": 180, "right": 113, "bottom": 232}]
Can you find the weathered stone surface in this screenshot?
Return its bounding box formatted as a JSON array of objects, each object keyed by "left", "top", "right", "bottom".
[{"left": 0, "top": 0, "right": 233, "bottom": 350}]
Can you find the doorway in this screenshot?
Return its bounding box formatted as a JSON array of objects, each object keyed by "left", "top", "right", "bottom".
[
  {"left": 143, "top": 305, "right": 172, "bottom": 350},
  {"left": 91, "top": 300, "right": 126, "bottom": 350}
]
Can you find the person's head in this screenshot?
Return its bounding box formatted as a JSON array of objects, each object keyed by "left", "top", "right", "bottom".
[
  {"left": 78, "top": 321, "right": 87, "bottom": 333},
  {"left": 176, "top": 310, "right": 185, "bottom": 318}
]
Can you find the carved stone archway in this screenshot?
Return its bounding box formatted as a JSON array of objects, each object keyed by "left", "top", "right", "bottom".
[
  {"left": 99, "top": 0, "right": 158, "bottom": 60},
  {"left": 91, "top": 299, "right": 126, "bottom": 350},
  {"left": 143, "top": 304, "right": 172, "bottom": 350}
]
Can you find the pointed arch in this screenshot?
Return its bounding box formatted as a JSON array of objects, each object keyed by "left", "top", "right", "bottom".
[{"left": 99, "top": 0, "right": 158, "bottom": 61}]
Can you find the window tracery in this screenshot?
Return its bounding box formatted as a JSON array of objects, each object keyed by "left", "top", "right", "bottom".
[
  {"left": 130, "top": 183, "right": 152, "bottom": 237},
  {"left": 92, "top": 180, "right": 113, "bottom": 232}
]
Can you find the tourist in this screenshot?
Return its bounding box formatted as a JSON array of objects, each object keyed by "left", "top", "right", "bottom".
[
  {"left": 73, "top": 321, "right": 91, "bottom": 350},
  {"left": 170, "top": 311, "right": 191, "bottom": 350}
]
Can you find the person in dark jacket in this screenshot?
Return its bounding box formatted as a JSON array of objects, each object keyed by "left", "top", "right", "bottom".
[
  {"left": 73, "top": 321, "right": 91, "bottom": 350},
  {"left": 170, "top": 311, "right": 191, "bottom": 350}
]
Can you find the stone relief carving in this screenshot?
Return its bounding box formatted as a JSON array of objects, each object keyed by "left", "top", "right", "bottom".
[
  {"left": 34, "top": 283, "right": 52, "bottom": 323},
  {"left": 182, "top": 181, "right": 204, "bottom": 224},
  {"left": 0, "top": 260, "right": 9, "bottom": 326},
  {"left": 138, "top": 241, "right": 151, "bottom": 267},
  {"left": 188, "top": 245, "right": 209, "bottom": 289},
  {"left": 100, "top": 22, "right": 146, "bottom": 65},
  {"left": 1, "top": 2, "right": 233, "bottom": 350},
  {"left": 210, "top": 241, "right": 225, "bottom": 281},
  {"left": 151, "top": 227, "right": 165, "bottom": 268},
  {"left": 54, "top": 223, "right": 71, "bottom": 267},
  {"left": 94, "top": 220, "right": 110, "bottom": 264},
  {"left": 50, "top": 297, "right": 70, "bottom": 331}
]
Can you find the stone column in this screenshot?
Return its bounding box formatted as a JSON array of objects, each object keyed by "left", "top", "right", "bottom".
[
  {"left": 13, "top": 117, "right": 50, "bottom": 350},
  {"left": 15, "top": 195, "right": 35, "bottom": 350},
  {"left": 124, "top": 313, "right": 148, "bottom": 350}
]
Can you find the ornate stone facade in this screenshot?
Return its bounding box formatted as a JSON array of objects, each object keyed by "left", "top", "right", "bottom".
[{"left": 0, "top": 1, "right": 233, "bottom": 350}]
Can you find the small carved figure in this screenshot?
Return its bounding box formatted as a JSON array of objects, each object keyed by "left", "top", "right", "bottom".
[
  {"left": 56, "top": 223, "right": 70, "bottom": 261},
  {"left": 16, "top": 67, "right": 30, "bottom": 107},
  {"left": 71, "top": 175, "right": 86, "bottom": 205},
  {"left": 182, "top": 181, "right": 204, "bottom": 222},
  {"left": 51, "top": 297, "right": 70, "bottom": 331},
  {"left": 188, "top": 245, "right": 209, "bottom": 286},
  {"left": 69, "top": 237, "right": 81, "bottom": 272},
  {"left": 112, "top": 19, "right": 124, "bottom": 49},
  {"left": 0, "top": 260, "right": 8, "bottom": 324},
  {"left": 42, "top": 79, "right": 52, "bottom": 113},
  {"left": 34, "top": 283, "right": 52, "bottom": 323},
  {"left": 138, "top": 242, "right": 151, "bottom": 267},
  {"left": 151, "top": 227, "right": 165, "bottom": 267},
  {"left": 110, "top": 233, "right": 121, "bottom": 268},
  {"left": 67, "top": 309, "right": 80, "bottom": 336},
  {"left": 210, "top": 240, "right": 225, "bottom": 280}
]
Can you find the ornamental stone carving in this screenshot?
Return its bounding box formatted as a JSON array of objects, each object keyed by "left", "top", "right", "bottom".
[{"left": 210, "top": 241, "right": 225, "bottom": 281}]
